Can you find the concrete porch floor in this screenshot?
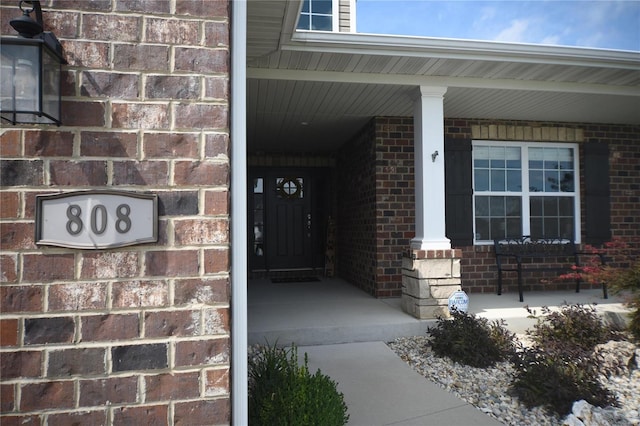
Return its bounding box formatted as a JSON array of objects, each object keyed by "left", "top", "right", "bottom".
[
  {"left": 248, "top": 277, "right": 630, "bottom": 346},
  {"left": 248, "top": 277, "right": 631, "bottom": 425}
]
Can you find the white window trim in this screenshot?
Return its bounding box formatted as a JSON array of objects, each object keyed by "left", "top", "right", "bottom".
[
  {"left": 471, "top": 140, "right": 581, "bottom": 245},
  {"left": 296, "top": 0, "right": 340, "bottom": 32}
]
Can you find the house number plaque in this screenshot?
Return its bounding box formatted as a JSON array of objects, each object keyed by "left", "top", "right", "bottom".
[{"left": 35, "top": 190, "right": 158, "bottom": 249}]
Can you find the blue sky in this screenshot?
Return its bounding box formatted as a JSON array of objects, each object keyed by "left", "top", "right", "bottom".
[{"left": 356, "top": 1, "right": 640, "bottom": 51}]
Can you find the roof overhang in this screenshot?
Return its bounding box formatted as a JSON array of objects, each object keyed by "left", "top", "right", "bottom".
[{"left": 247, "top": 1, "right": 640, "bottom": 153}]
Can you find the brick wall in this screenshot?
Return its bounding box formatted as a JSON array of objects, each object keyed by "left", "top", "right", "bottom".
[
  {"left": 337, "top": 117, "right": 414, "bottom": 297},
  {"left": 0, "top": 1, "right": 231, "bottom": 424},
  {"left": 337, "top": 117, "right": 638, "bottom": 297},
  {"left": 446, "top": 119, "right": 640, "bottom": 295}
]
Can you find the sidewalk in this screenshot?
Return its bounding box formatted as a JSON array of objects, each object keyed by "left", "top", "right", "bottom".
[{"left": 250, "top": 278, "right": 629, "bottom": 425}]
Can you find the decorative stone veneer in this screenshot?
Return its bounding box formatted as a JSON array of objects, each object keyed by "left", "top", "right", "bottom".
[{"left": 401, "top": 249, "right": 462, "bottom": 319}]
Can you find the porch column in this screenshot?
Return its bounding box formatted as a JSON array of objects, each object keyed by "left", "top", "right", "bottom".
[{"left": 411, "top": 86, "right": 450, "bottom": 250}]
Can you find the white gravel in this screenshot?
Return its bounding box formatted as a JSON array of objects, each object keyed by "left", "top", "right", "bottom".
[{"left": 387, "top": 335, "right": 640, "bottom": 426}]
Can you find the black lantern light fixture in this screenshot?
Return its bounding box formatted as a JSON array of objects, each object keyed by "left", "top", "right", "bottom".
[{"left": 1, "top": 0, "right": 66, "bottom": 126}]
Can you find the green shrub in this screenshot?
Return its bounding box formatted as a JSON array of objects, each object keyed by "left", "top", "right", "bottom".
[
  {"left": 248, "top": 343, "right": 349, "bottom": 426},
  {"left": 510, "top": 304, "right": 618, "bottom": 416},
  {"left": 427, "top": 309, "right": 518, "bottom": 368}
]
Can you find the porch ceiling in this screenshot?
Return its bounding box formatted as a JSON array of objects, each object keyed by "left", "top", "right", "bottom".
[{"left": 246, "top": 1, "right": 640, "bottom": 154}]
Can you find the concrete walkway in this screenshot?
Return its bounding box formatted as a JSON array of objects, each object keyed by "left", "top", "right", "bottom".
[{"left": 249, "top": 278, "right": 630, "bottom": 425}]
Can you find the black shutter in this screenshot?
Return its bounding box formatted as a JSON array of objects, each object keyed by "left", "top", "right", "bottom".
[
  {"left": 445, "top": 138, "right": 473, "bottom": 247},
  {"left": 583, "top": 142, "right": 611, "bottom": 245}
]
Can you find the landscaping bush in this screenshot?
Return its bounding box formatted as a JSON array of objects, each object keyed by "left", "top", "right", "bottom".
[
  {"left": 510, "top": 304, "right": 618, "bottom": 416},
  {"left": 248, "top": 343, "right": 349, "bottom": 426},
  {"left": 559, "top": 237, "right": 640, "bottom": 341},
  {"left": 510, "top": 347, "right": 617, "bottom": 417},
  {"left": 427, "top": 309, "right": 518, "bottom": 368}
]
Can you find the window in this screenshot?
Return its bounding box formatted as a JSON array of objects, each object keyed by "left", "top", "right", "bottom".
[
  {"left": 297, "top": 0, "right": 334, "bottom": 31},
  {"left": 472, "top": 141, "right": 580, "bottom": 243}
]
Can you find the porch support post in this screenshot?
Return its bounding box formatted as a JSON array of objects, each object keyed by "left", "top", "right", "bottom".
[{"left": 411, "top": 86, "right": 450, "bottom": 250}]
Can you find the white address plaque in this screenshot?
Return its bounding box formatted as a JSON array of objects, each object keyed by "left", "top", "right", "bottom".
[{"left": 36, "top": 190, "right": 158, "bottom": 249}]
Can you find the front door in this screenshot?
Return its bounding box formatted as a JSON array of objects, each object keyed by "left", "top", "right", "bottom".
[{"left": 249, "top": 168, "right": 328, "bottom": 272}]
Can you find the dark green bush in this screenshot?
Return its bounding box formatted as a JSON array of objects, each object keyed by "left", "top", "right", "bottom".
[
  {"left": 427, "top": 309, "right": 518, "bottom": 368},
  {"left": 510, "top": 304, "right": 618, "bottom": 416},
  {"left": 248, "top": 343, "right": 349, "bottom": 426}
]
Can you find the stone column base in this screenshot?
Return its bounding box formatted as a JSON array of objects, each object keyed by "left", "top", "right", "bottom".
[{"left": 401, "top": 249, "right": 462, "bottom": 319}]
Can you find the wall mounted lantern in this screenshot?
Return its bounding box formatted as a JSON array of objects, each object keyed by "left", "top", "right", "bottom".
[{"left": 1, "top": 0, "right": 66, "bottom": 126}]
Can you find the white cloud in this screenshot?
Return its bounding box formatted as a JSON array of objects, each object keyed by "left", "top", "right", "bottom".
[{"left": 493, "top": 19, "right": 530, "bottom": 43}]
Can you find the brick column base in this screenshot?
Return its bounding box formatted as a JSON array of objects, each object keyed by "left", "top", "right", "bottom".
[{"left": 401, "top": 249, "right": 462, "bottom": 319}]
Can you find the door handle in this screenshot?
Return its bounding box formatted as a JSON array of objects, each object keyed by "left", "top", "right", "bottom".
[{"left": 307, "top": 213, "right": 312, "bottom": 237}]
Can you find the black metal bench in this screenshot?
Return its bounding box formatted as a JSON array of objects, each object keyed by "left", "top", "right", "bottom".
[{"left": 493, "top": 236, "right": 608, "bottom": 302}]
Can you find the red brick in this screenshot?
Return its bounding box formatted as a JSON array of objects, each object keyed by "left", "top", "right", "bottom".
[
  {"left": 1, "top": 222, "right": 35, "bottom": 250},
  {"left": 0, "top": 351, "right": 42, "bottom": 379},
  {"left": 48, "top": 282, "right": 107, "bottom": 311},
  {"left": 0, "top": 130, "right": 21, "bottom": 157},
  {"left": 203, "top": 308, "right": 229, "bottom": 335},
  {"left": 80, "top": 251, "right": 139, "bottom": 279},
  {"left": 174, "top": 278, "right": 229, "bottom": 306},
  {"left": 174, "top": 218, "right": 229, "bottom": 245},
  {"left": 0, "top": 415, "right": 39, "bottom": 426},
  {"left": 50, "top": 0, "right": 111, "bottom": 11},
  {"left": 0, "top": 253, "right": 18, "bottom": 283},
  {"left": 205, "top": 368, "right": 229, "bottom": 396},
  {"left": 113, "top": 405, "right": 168, "bottom": 425},
  {"left": 145, "top": 310, "right": 200, "bottom": 338},
  {"left": 175, "top": 47, "right": 228, "bottom": 74},
  {"left": 174, "top": 161, "right": 229, "bottom": 186},
  {"left": 204, "top": 133, "right": 229, "bottom": 157},
  {"left": 143, "top": 133, "right": 199, "bottom": 159},
  {"left": 1, "top": 383, "right": 15, "bottom": 412},
  {"left": 0, "top": 160, "right": 43, "bottom": 186},
  {"left": 112, "top": 280, "right": 169, "bottom": 308},
  {"left": 204, "top": 21, "right": 229, "bottom": 47},
  {"left": 116, "top": 0, "right": 171, "bottom": 13},
  {"left": 112, "top": 44, "right": 169, "bottom": 71},
  {"left": 112, "top": 103, "right": 169, "bottom": 130},
  {"left": 81, "top": 314, "right": 140, "bottom": 341},
  {"left": 80, "top": 131, "right": 138, "bottom": 157},
  {"left": 174, "top": 398, "right": 230, "bottom": 425},
  {"left": 145, "top": 75, "right": 200, "bottom": 99},
  {"left": 176, "top": 0, "right": 228, "bottom": 18},
  {"left": 61, "top": 70, "right": 76, "bottom": 97},
  {"left": 0, "top": 319, "right": 19, "bottom": 346},
  {"left": 174, "top": 338, "right": 229, "bottom": 367},
  {"left": 203, "top": 248, "right": 229, "bottom": 274},
  {"left": 60, "top": 100, "right": 106, "bottom": 127},
  {"left": 173, "top": 103, "right": 228, "bottom": 129},
  {"left": 145, "top": 251, "right": 199, "bottom": 277},
  {"left": 44, "top": 11, "right": 79, "bottom": 38},
  {"left": 24, "top": 131, "right": 74, "bottom": 157},
  {"left": 0, "top": 286, "right": 42, "bottom": 313},
  {"left": 145, "top": 372, "right": 200, "bottom": 401},
  {"left": 20, "top": 382, "right": 75, "bottom": 411},
  {"left": 49, "top": 160, "right": 108, "bottom": 186},
  {"left": 47, "top": 410, "right": 108, "bottom": 426},
  {"left": 205, "top": 77, "right": 229, "bottom": 100},
  {"left": 23, "top": 254, "right": 74, "bottom": 282},
  {"left": 47, "top": 348, "right": 106, "bottom": 377},
  {"left": 204, "top": 190, "right": 229, "bottom": 216},
  {"left": 60, "top": 40, "right": 109, "bottom": 68},
  {"left": 112, "top": 160, "right": 169, "bottom": 185},
  {"left": 145, "top": 17, "right": 199, "bottom": 45},
  {"left": 81, "top": 71, "right": 140, "bottom": 98},
  {"left": 79, "top": 376, "right": 138, "bottom": 407},
  {"left": 82, "top": 14, "right": 141, "bottom": 42}
]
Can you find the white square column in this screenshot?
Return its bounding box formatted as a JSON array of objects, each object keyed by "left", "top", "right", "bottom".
[{"left": 411, "top": 86, "right": 450, "bottom": 250}]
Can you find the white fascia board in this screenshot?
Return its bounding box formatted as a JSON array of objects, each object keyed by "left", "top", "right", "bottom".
[
  {"left": 247, "top": 67, "right": 640, "bottom": 97},
  {"left": 288, "top": 31, "right": 640, "bottom": 70}
]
